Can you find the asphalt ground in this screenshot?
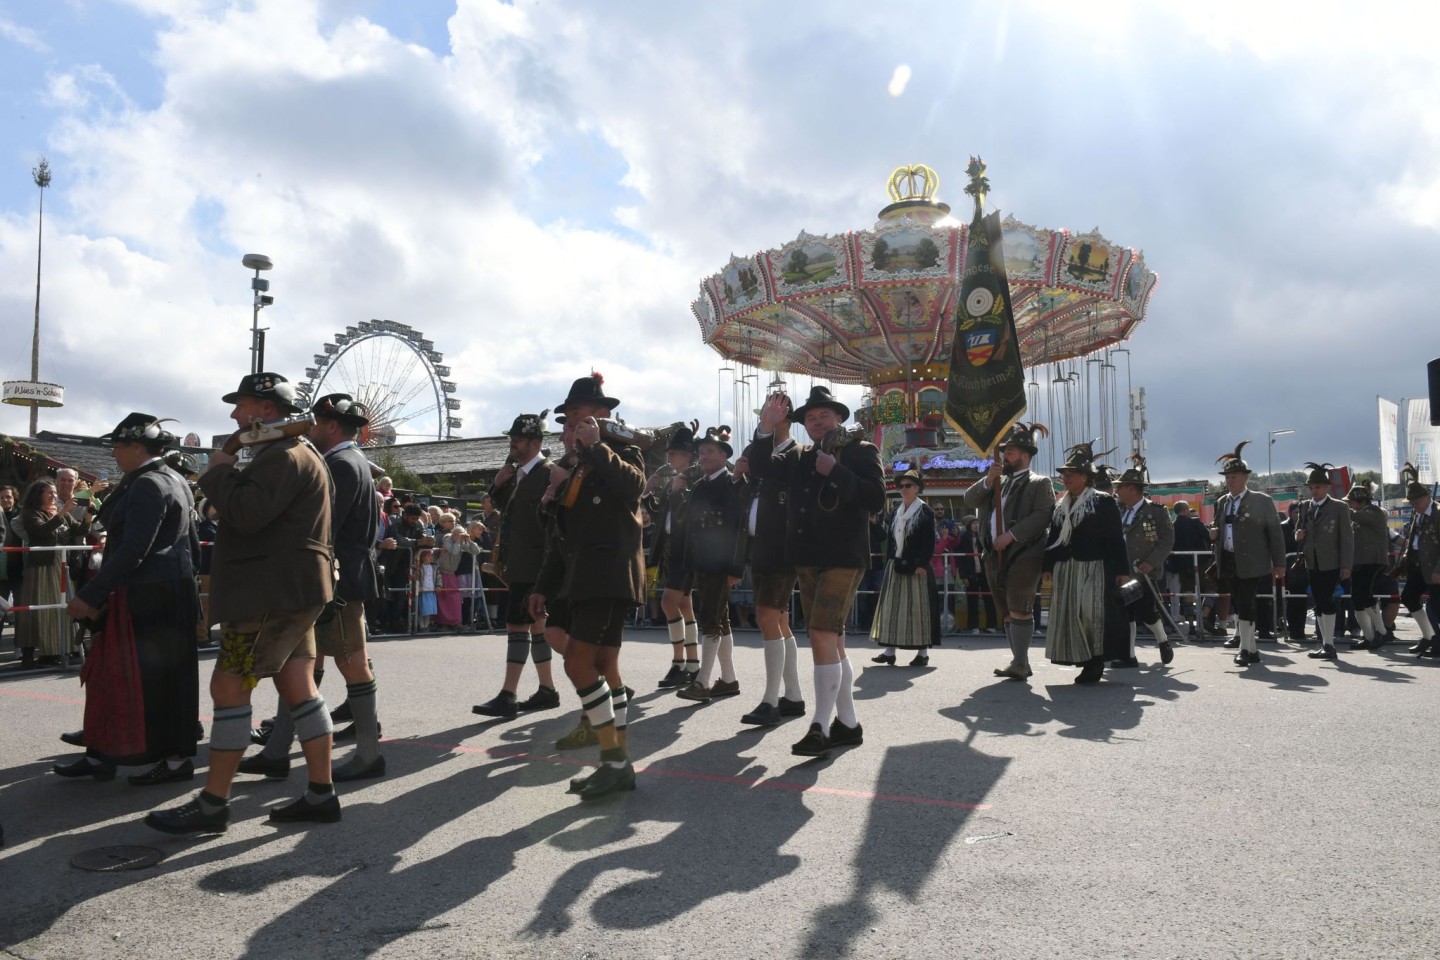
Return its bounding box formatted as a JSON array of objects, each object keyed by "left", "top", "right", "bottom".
[{"left": 2, "top": 620, "right": 1439, "bottom": 960}]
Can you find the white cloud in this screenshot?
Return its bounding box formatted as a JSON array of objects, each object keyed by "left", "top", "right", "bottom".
[{"left": 0, "top": 15, "right": 49, "bottom": 53}]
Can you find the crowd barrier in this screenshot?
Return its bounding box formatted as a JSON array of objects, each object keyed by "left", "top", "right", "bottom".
[{"left": 0, "top": 543, "right": 1420, "bottom": 665}]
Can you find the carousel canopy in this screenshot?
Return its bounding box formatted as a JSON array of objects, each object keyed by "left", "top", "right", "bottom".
[{"left": 691, "top": 164, "right": 1157, "bottom": 386}]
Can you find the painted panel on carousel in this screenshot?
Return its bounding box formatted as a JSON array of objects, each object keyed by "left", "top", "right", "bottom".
[
  {"left": 1062, "top": 233, "right": 1119, "bottom": 291},
  {"left": 862, "top": 221, "right": 952, "bottom": 279},
  {"left": 718, "top": 255, "right": 765, "bottom": 310},
  {"left": 884, "top": 288, "right": 933, "bottom": 330},
  {"left": 1000, "top": 218, "right": 1051, "bottom": 281},
  {"left": 770, "top": 231, "right": 847, "bottom": 292}
]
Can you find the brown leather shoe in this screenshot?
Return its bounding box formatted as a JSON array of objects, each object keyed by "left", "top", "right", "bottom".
[
  {"left": 708, "top": 679, "right": 741, "bottom": 699},
  {"left": 675, "top": 681, "right": 712, "bottom": 702}
]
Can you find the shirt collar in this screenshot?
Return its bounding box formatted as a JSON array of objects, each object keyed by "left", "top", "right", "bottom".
[{"left": 519, "top": 453, "right": 545, "bottom": 476}]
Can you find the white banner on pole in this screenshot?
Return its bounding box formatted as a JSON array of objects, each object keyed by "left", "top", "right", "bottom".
[
  {"left": 1379, "top": 397, "right": 1401, "bottom": 485},
  {"left": 1406, "top": 398, "right": 1437, "bottom": 484}
]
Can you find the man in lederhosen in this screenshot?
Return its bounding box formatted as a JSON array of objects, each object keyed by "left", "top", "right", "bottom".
[
  {"left": 738, "top": 405, "right": 806, "bottom": 728},
  {"left": 1112, "top": 456, "right": 1176, "bottom": 668},
  {"left": 962, "top": 422, "right": 1057, "bottom": 681},
  {"left": 145, "top": 373, "right": 338, "bottom": 833},
  {"left": 1346, "top": 482, "right": 1390, "bottom": 651},
  {"left": 530, "top": 373, "right": 647, "bottom": 801},
  {"left": 752, "top": 387, "right": 885, "bottom": 758},
  {"left": 1295, "top": 462, "right": 1353, "bottom": 662},
  {"left": 473, "top": 409, "right": 563, "bottom": 718},
  {"left": 644, "top": 425, "right": 701, "bottom": 688},
  {"left": 1210, "top": 442, "right": 1286, "bottom": 668},
  {"left": 1398, "top": 464, "right": 1440, "bottom": 657},
  {"left": 675, "top": 427, "right": 749, "bottom": 703}
]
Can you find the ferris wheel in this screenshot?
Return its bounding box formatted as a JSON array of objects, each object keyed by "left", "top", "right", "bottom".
[{"left": 299, "top": 319, "right": 461, "bottom": 444}]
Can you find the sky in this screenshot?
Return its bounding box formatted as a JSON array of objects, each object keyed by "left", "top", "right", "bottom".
[{"left": 0, "top": 0, "right": 1437, "bottom": 481}]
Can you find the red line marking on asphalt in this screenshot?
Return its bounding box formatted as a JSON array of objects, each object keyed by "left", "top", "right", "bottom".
[{"left": 0, "top": 690, "right": 988, "bottom": 810}]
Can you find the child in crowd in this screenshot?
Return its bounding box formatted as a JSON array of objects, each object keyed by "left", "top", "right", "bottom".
[{"left": 417, "top": 548, "right": 438, "bottom": 630}]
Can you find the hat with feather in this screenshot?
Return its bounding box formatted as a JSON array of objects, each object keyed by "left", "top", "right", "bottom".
[
  {"left": 1117, "top": 453, "right": 1150, "bottom": 489},
  {"left": 665, "top": 419, "right": 700, "bottom": 455},
  {"left": 1403, "top": 462, "right": 1430, "bottom": 501},
  {"left": 696, "top": 425, "right": 734, "bottom": 458},
  {"left": 1303, "top": 461, "right": 1335, "bottom": 487},
  {"left": 998, "top": 421, "right": 1048, "bottom": 456},
  {"left": 1346, "top": 480, "right": 1377, "bottom": 504},
  {"left": 1216, "top": 441, "right": 1252, "bottom": 475},
  {"left": 1057, "top": 440, "right": 1099, "bottom": 477},
  {"left": 505, "top": 408, "right": 550, "bottom": 440}
]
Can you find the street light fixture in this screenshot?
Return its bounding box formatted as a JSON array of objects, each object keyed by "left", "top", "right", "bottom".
[
  {"left": 1268, "top": 428, "right": 1295, "bottom": 486},
  {"left": 242, "top": 253, "right": 274, "bottom": 374}
]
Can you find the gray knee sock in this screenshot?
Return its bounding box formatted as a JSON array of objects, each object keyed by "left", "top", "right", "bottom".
[
  {"left": 345, "top": 679, "right": 381, "bottom": 763},
  {"left": 261, "top": 701, "right": 296, "bottom": 759},
  {"left": 1007, "top": 620, "right": 1032, "bottom": 667}
]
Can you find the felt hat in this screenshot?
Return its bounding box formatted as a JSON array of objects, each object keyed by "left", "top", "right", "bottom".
[
  {"left": 1057, "top": 441, "right": 1097, "bottom": 476},
  {"left": 504, "top": 408, "right": 550, "bottom": 440},
  {"left": 556, "top": 372, "right": 620, "bottom": 413},
  {"left": 998, "top": 421, "right": 1048, "bottom": 456},
  {"left": 1216, "top": 441, "right": 1252, "bottom": 475},
  {"left": 1304, "top": 461, "right": 1335, "bottom": 487},
  {"left": 222, "top": 372, "right": 304, "bottom": 415},
  {"left": 1117, "top": 453, "right": 1150, "bottom": 489},
  {"left": 1403, "top": 462, "right": 1430, "bottom": 501},
  {"left": 895, "top": 468, "right": 925, "bottom": 493},
  {"left": 100, "top": 412, "right": 178, "bottom": 447},
  {"left": 788, "top": 385, "right": 849, "bottom": 424},
  {"left": 311, "top": 393, "right": 371, "bottom": 429},
  {"left": 696, "top": 425, "right": 733, "bottom": 458}
]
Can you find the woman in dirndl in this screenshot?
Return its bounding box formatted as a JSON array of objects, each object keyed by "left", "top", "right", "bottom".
[
  {"left": 871, "top": 469, "right": 941, "bottom": 667},
  {"left": 1043, "top": 444, "right": 1130, "bottom": 684},
  {"left": 55, "top": 413, "right": 201, "bottom": 784},
  {"left": 14, "top": 478, "right": 73, "bottom": 666}
]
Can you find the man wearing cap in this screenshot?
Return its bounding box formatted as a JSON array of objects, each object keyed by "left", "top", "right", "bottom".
[
  {"left": 675, "top": 427, "right": 749, "bottom": 704},
  {"left": 1398, "top": 464, "right": 1440, "bottom": 656},
  {"left": 473, "top": 409, "right": 562, "bottom": 719},
  {"left": 644, "top": 425, "right": 701, "bottom": 688},
  {"left": 530, "top": 373, "right": 647, "bottom": 801},
  {"left": 1210, "top": 442, "right": 1286, "bottom": 668},
  {"left": 1112, "top": 456, "right": 1176, "bottom": 668},
  {"left": 753, "top": 387, "right": 885, "bottom": 758},
  {"left": 1295, "top": 463, "right": 1353, "bottom": 662},
  {"left": 962, "top": 422, "right": 1057, "bottom": 680},
  {"left": 1346, "top": 482, "right": 1390, "bottom": 650},
  {"left": 145, "top": 373, "right": 338, "bottom": 833}
]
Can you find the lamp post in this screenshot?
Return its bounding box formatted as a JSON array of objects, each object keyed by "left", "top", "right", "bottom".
[
  {"left": 242, "top": 254, "right": 274, "bottom": 374},
  {"left": 1268, "top": 428, "right": 1295, "bottom": 487}
]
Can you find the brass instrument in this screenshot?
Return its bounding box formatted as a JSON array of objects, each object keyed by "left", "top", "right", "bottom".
[{"left": 481, "top": 456, "right": 514, "bottom": 584}]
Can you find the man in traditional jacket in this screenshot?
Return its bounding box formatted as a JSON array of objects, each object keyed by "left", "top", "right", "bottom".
[
  {"left": 752, "top": 387, "right": 885, "bottom": 758},
  {"left": 1210, "top": 442, "right": 1286, "bottom": 668},
  {"left": 1112, "top": 456, "right": 1176, "bottom": 668},
  {"left": 1296, "top": 462, "right": 1353, "bottom": 662},
  {"left": 145, "top": 373, "right": 337, "bottom": 833},
  {"left": 473, "top": 409, "right": 562, "bottom": 718},
  {"left": 962, "top": 422, "right": 1057, "bottom": 680}
]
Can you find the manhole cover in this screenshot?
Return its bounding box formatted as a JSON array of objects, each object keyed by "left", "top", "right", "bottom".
[{"left": 71, "top": 845, "right": 165, "bottom": 872}]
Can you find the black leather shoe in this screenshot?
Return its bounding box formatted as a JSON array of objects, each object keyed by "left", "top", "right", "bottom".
[
  {"left": 567, "top": 767, "right": 598, "bottom": 795},
  {"left": 1308, "top": 646, "right": 1338, "bottom": 660},
  {"left": 1159, "top": 641, "right": 1175, "bottom": 665},
  {"left": 59, "top": 729, "right": 85, "bottom": 747},
  {"left": 577, "top": 762, "right": 636, "bottom": 801},
  {"left": 472, "top": 691, "right": 519, "bottom": 718},
  {"left": 128, "top": 759, "right": 194, "bottom": 786},
  {"left": 740, "top": 701, "right": 781, "bottom": 727},
  {"left": 1222, "top": 636, "right": 1240, "bottom": 649},
  {"left": 1074, "top": 659, "right": 1104, "bottom": 684},
  {"left": 52, "top": 757, "right": 116, "bottom": 781},
  {"left": 269, "top": 793, "right": 341, "bottom": 824},
  {"left": 828, "top": 718, "right": 864, "bottom": 747},
  {"left": 517, "top": 686, "right": 561, "bottom": 711},
  {"left": 1348, "top": 638, "right": 1371, "bottom": 650},
  {"left": 1107, "top": 657, "right": 1140, "bottom": 668},
  {"left": 330, "top": 700, "right": 353, "bottom": 723},
  {"left": 656, "top": 665, "right": 687, "bottom": 689},
  {"left": 871, "top": 654, "right": 896, "bottom": 665},
  {"left": 908, "top": 654, "right": 930, "bottom": 668},
  {"left": 791, "top": 723, "right": 831, "bottom": 758},
  {"left": 250, "top": 724, "right": 272, "bottom": 747},
  {"left": 237, "top": 753, "right": 291, "bottom": 779},
  {"left": 145, "top": 797, "right": 229, "bottom": 835},
  {"left": 1411, "top": 641, "right": 1431, "bottom": 655},
  {"left": 333, "top": 754, "right": 386, "bottom": 782},
  {"left": 1257, "top": 631, "right": 1277, "bottom": 640},
  {"left": 778, "top": 697, "right": 806, "bottom": 717}
]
